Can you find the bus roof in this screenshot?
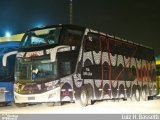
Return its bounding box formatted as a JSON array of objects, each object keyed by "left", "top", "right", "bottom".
[
  {"left": 29, "top": 24, "right": 85, "bottom": 32},
  {"left": 27, "top": 24, "right": 153, "bottom": 50}
]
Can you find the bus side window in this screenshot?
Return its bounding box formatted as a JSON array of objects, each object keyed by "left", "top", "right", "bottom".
[
  {"left": 85, "top": 35, "right": 93, "bottom": 51},
  {"left": 85, "top": 32, "right": 99, "bottom": 52},
  {"left": 109, "top": 40, "right": 116, "bottom": 55},
  {"left": 101, "top": 37, "right": 107, "bottom": 52}
]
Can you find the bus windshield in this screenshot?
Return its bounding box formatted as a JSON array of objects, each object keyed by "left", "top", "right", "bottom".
[
  {"left": 15, "top": 56, "right": 58, "bottom": 82},
  {"left": 21, "top": 27, "right": 61, "bottom": 48}
]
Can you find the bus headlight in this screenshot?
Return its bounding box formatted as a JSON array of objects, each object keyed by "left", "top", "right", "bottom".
[
  {"left": 14, "top": 84, "right": 18, "bottom": 91},
  {"left": 14, "top": 83, "right": 24, "bottom": 92}
]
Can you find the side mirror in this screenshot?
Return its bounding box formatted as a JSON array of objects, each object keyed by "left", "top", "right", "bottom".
[
  {"left": 50, "top": 45, "right": 76, "bottom": 62},
  {"left": 2, "top": 51, "right": 18, "bottom": 67}
]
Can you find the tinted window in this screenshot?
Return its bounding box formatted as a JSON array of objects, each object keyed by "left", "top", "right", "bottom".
[
  {"left": 60, "top": 61, "right": 71, "bottom": 77},
  {"left": 85, "top": 32, "right": 100, "bottom": 51},
  {"left": 62, "top": 29, "right": 83, "bottom": 46}
]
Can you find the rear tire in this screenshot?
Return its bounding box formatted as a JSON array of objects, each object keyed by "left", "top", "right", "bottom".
[
  {"left": 135, "top": 89, "right": 140, "bottom": 101},
  {"left": 148, "top": 96, "right": 153, "bottom": 100},
  {"left": 141, "top": 87, "right": 147, "bottom": 101}
]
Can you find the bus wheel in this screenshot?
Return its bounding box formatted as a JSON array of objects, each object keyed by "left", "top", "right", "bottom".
[
  {"left": 135, "top": 89, "right": 140, "bottom": 101},
  {"left": 142, "top": 88, "right": 147, "bottom": 101},
  {"left": 80, "top": 86, "right": 88, "bottom": 107},
  {"left": 15, "top": 103, "right": 27, "bottom": 107}
]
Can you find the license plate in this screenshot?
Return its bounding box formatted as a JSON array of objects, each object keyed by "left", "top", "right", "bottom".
[{"left": 28, "top": 97, "right": 35, "bottom": 100}]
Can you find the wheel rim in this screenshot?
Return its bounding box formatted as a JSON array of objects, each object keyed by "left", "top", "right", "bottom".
[{"left": 142, "top": 89, "right": 146, "bottom": 100}]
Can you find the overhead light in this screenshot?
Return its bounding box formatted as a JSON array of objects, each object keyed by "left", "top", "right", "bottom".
[{"left": 5, "top": 31, "right": 11, "bottom": 37}]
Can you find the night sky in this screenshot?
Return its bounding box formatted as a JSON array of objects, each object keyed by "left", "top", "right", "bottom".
[{"left": 0, "top": 0, "right": 160, "bottom": 55}]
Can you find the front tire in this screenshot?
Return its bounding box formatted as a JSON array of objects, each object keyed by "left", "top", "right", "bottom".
[{"left": 80, "top": 86, "right": 88, "bottom": 107}]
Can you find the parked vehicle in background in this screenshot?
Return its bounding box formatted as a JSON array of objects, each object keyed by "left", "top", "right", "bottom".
[
  {"left": 156, "top": 56, "right": 160, "bottom": 94},
  {"left": 0, "top": 33, "right": 24, "bottom": 106}
]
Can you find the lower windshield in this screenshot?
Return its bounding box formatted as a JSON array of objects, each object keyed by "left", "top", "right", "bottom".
[{"left": 15, "top": 56, "right": 58, "bottom": 82}]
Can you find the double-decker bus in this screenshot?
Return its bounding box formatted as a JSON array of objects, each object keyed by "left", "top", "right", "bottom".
[
  {"left": 0, "top": 34, "right": 23, "bottom": 107},
  {"left": 156, "top": 56, "right": 160, "bottom": 93},
  {"left": 14, "top": 24, "right": 157, "bottom": 106}
]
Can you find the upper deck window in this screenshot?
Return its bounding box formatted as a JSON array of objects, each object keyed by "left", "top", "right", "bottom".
[
  {"left": 62, "top": 29, "right": 83, "bottom": 47},
  {"left": 21, "top": 27, "right": 61, "bottom": 48}
]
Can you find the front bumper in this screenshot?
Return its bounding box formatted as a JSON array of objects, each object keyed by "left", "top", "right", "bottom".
[{"left": 14, "top": 87, "right": 60, "bottom": 103}]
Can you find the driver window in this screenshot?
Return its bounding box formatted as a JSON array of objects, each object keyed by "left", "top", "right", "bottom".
[{"left": 60, "top": 61, "right": 71, "bottom": 77}]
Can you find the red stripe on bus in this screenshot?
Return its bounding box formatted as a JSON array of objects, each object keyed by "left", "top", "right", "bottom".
[
  {"left": 98, "top": 36, "right": 104, "bottom": 91},
  {"left": 112, "top": 47, "right": 138, "bottom": 83}
]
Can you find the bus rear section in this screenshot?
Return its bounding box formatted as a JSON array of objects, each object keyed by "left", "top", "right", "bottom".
[{"left": 0, "top": 82, "right": 14, "bottom": 106}]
